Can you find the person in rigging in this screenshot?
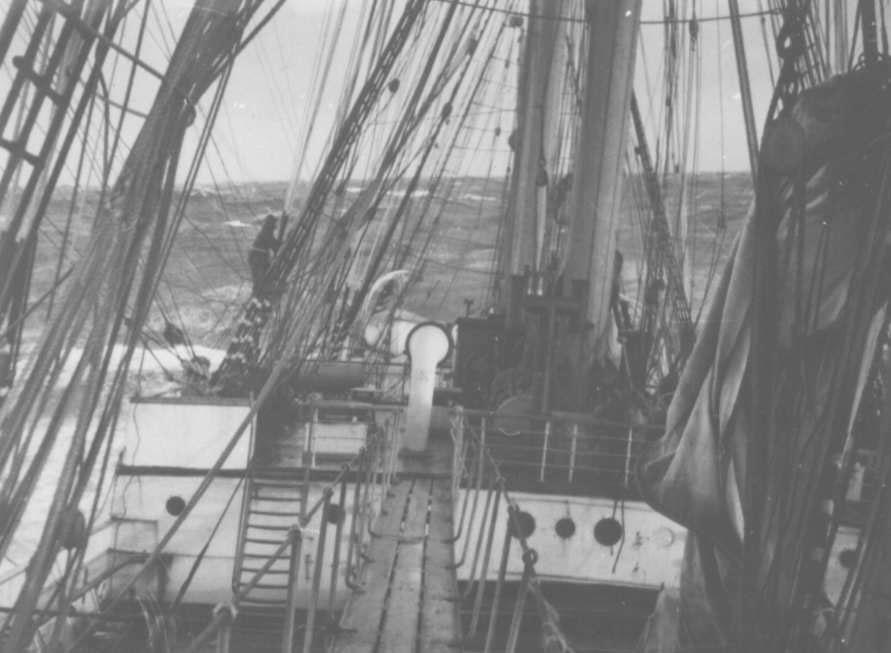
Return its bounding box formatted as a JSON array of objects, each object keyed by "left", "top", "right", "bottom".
[{"left": 249, "top": 214, "right": 281, "bottom": 297}]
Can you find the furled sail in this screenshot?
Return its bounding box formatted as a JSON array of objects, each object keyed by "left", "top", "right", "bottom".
[{"left": 636, "top": 67, "right": 891, "bottom": 651}]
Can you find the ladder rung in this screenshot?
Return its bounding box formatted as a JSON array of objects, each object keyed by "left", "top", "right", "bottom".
[
  {"left": 240, "top": 567, "right": 290, "bottom": 575},
  {"left": 252, "top": 494, "right": 302, "bottom": 502},
  {"left": 235, "top": 605, "right": 288, "bottom": 615},
  {"left": 235, "top": 581, "right": 288, "bottom": 591},
  {"left": 247, "top": 521, "right": 294, "bottom": 530},
  {"left": 249, "top": 509, "right": 299, "bottom": 517},
  {"left": 239, "top": 597, "right": 288, "bottom": 606},
  {"left": 252, "top": 478, "right": 302, "bottom": 487},
  {"left": 244, "top": 537, "right": 290, "bottom": 545},
  {"left": 232, "top": 613, "right": 287, "bottom": 624}
]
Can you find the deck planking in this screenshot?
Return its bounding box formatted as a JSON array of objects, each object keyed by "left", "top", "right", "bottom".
[
  {"left": 378, "top": 478, "right": 430, "bottom": 651},
  {"left": 334, "top": 481, "right": 412, "bottom": 651},
  {"left": 330, "top": 438, "right": 460, "bottom": 653},
  {"left": 420, "top": 475, "right": 462, "bottom": 652}
]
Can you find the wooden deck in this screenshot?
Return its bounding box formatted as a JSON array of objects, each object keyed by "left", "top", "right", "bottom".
[{"left": 329, "top": 443, "right": 461, "bottom": 653}]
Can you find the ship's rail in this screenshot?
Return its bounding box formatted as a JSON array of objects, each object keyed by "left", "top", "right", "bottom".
[
  {"left": 188, "top": 424, "right": 394, "bottom": 653},
  {"left": 450, "top": 407, "right": 577, "bottom": 652},
  {"left": 457, "top": 407, "right": 660, "bottom": 499}
]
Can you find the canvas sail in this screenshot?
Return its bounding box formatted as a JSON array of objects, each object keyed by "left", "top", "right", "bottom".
[{"left": 636, "top": 68, "right": 891, "bottom": 651}]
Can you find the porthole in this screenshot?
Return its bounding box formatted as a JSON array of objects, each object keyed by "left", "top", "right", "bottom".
[
  {"left": 594, "top": 517, "right": 623, "bottom": 547},
  {"left": 509, "top": 511, "right": 536, "bottom": 538},
  {"left": 325, "top": 503, "right": 345, "bottom": 525},
  {"left": 166, "top": 496, "right": 186, "bottom": 517},
  {"left": 555, "top": 517, "right": 576, "bottom": 539}
]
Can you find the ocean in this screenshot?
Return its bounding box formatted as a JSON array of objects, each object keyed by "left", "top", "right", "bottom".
[{"left": 28, "top": 171, "right": 753, "bottom": 345}]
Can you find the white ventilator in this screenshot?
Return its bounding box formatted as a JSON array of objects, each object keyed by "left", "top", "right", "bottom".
[{"left": 404, "top": 322, "right": 451, "bottom": 451}]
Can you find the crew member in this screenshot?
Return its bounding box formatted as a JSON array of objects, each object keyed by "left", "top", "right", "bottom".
[{"left": 249, "top": 214, "right": 281, "bottom": 296}]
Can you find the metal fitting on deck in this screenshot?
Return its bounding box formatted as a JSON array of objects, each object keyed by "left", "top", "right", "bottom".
[{"left": 212, "top": 601, "right": 237, "bottom": 622}]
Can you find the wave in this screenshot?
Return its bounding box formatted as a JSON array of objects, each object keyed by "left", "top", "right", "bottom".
[{"left": 459, "top": 193, "right": 497, "bottom": 201}]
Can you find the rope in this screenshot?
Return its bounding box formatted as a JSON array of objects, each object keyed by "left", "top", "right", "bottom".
[
  {"left": 0, "top": 3, "right": 275, "bottom": 650},
  {"left": 171, "top": 474, "right": 245, "bottom": 609},
  {"left": 215, "top": 0, "right": 430, "bottom": 389},
  {"left": 454, "top": 411, "right": 578, "bottom": 652}
]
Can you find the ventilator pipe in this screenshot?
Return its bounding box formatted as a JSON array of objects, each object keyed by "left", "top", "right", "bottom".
[{"left": 403, "top": 321, "right": 451, "bottom": 451}]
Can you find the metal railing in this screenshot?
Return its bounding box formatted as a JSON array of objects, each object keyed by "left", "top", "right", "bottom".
[
  {"left": 450, "top": 407, "right": 577, "bottom": 653},
  {"left": 186, "top": 398, "right": 653, "bottom": 652},
  {"left": 456, "top": 408, "right": 661, "bottom": 499},
  {"left": 189, "top": 403, "right": 401, "bottom": 653}
]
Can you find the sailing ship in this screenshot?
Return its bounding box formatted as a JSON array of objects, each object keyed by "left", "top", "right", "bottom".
[{"left": 0, "top": 1, "right": 888, "bottom": 652}]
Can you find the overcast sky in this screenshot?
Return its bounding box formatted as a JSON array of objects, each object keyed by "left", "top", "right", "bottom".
[
  {"left": 0, "top": 1, "right": 831, "bottom": 186},
  {"left": 199, "top": 0, "right": 782, "bottom": 183}
]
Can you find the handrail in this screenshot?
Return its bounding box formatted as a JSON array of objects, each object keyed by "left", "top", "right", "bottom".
[
  {"left": 189, "top": 529, "right": 299, "bottom": 653},
  {"left": 188, "top": 413, "right": 398, "bottom": 653},
  {"left": 291, "top": 398, "right": 405, "bottom": 413},
  {"left": 457, "top": 410, "right": 646, "bottom": 501},
  {"left": 459, "top": 406, "right": 663, "bottom": 432},
  {"left": 200, "top": 402, "right": 585, "bottom": 652},
  {"left": 449, "top": 407, "right": 577, "bottom": 653}
]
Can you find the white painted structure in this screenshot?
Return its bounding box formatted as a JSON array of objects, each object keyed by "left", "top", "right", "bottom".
[
  {"left": 404, "top": 322, "right": 451, "bottom": 451},
  {"left": 107, "top": 396, "right": 386, "bottom": 607},
  {"left": 118, "top": 396, "right": 254, "bottom": 469},
  {"left": 94, "top": 397, "right": 857, "bottom": 617},
  {"left": 109, "top": 475, "right": 381, "bottom": 607},
  {"left": 454, "top": 492, "right": 685, "bottom": 588}
]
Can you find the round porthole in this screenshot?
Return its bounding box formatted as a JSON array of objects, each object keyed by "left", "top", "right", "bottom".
[
  {"left": 594, "top": 517, "right": 623, "bottom": 547},
  {"left": 555, "top": 517, "right": 576, "bottom": 539},
  {"left": 838, "top": 548, "right": 857, "bottom": 569},
  {"left": 165, "top": 496, "right": 186, "bottom": 517},
  {"left": 509, "top": 511, "right": 536, "bottom": 539},
  {"left": 325, "top": 503, "right": 345, "bottom": 525}
]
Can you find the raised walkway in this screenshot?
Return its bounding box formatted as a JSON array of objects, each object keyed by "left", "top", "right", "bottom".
[{"left": 329, "top": 440, "right": 461, "bottom": 653}]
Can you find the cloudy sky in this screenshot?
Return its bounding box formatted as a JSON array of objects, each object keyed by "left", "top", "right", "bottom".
[
  {"left": 1, "top": 1, "right": 848, "bottom": 186},
  {"left": 198, "top": 0, "right": 783, "bottom": 183}
]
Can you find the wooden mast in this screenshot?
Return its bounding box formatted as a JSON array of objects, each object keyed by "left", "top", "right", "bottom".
[
  {"left": 498, "top": 0, "right": 560, "bottom": 323},
  {"left": 728, "top": 0, "right": 760, "bottom": 183},
  {"left": 564, "top": 0, "right": 642, "bottom": 363}
]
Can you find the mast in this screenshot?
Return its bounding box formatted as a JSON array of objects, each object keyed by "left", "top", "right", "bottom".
[
  {"left": 861, "top": 0, "right": 880, "bottom": 66},
  {"left": 497, "top": 0, "right": 560, "bottom": 322},
  {"left": 728, "top": 0, "right": 759, "bottom": 182},
  {"left": 564, "top": 0, "right": 642, "bottom": 363}
]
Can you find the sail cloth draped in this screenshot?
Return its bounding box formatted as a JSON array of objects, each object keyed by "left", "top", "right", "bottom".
[{"left": 636, "top": 70, "right": 891, "bottom": 651}]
